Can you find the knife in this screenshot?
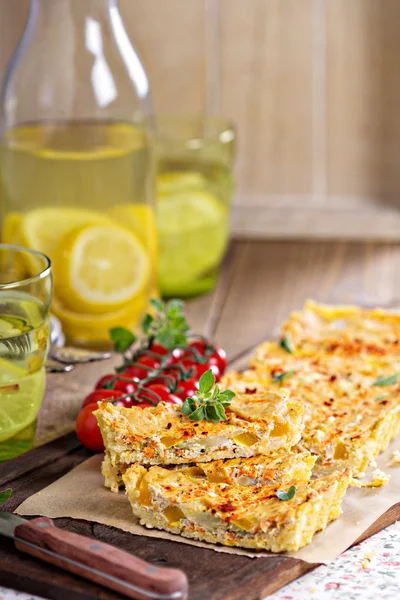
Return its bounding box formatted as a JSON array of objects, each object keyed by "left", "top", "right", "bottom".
[{"left": 0, "top": 510, "right": 188, "bottom": 600}]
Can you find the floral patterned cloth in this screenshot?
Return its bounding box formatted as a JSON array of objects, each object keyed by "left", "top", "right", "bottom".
[{"left": 1, "top": 522, "right": 399, "bottom": 600}]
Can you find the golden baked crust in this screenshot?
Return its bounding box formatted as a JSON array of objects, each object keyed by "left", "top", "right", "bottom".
[
  {"left": 282, "top": 299, "right": 400, "bottom": 357},
  {"left": 123, "top": 463, "right": 351, "bottom": 553},
  {"left": 223, "top": 301, "right": 400, "bottom": 476},
  {"left": 95, "top": 392, "right": 304, "bottom": 467},
  {"left": 102, "top": 449, "right": 315, "bottom": 492}
]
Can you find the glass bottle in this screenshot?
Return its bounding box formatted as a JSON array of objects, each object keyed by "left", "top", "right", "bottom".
[{"left": 0, "top": 0, "right": 156, "bottom": 348}]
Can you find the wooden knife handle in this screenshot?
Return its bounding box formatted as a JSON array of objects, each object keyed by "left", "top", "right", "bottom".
[{"left": 14, "top": 517, "right": 188, "bottom": 600}]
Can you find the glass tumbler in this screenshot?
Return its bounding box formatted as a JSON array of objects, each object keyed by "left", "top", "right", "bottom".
[
  {"left": 0, "top": 244, "right": 52, "bottom": 461},
  {"left": 156, "top": 116, "right": 236, "bottom": 297}
]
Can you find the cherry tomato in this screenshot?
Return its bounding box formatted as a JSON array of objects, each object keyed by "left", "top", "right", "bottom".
[
  {"left": 183, "top": 340, "right": 227, "bottom": 376},
  {"left": 168, "top": 347, "right": 185, "bottom": 364},
  {"left": 113, "top": 396, "right": 136, "bottom": 409},
  {"left": 174, "top": 378, "right": 198, "bottom": 401},
  {"left": 76, "top": 403, "right": 105, "bottom": 452},
  {"left": 95, "top": 373, "right": 138, "bottom": 395},
  {"left": 124, "top": 355, "right": 161, "bottom": 380},
  {"left": 185, "top": 339, "right": 208, "bottom": 357},
  {"left": 143, "top": 382, "right": 171, "bottom": 402},
  {"left": 181, "top": 360, "right": 221, "bottom": 382},
  {"left": 82, "top": 389, "right": 124, "bottom": 409},
  {"left": 139, "top": 383, "right": 183, "bottom": 406},
  {"left": 208, "top": 347, "right": 227, "bottom": 375},
  {"left": 149, "top": 341, "right": 169, "bottom": 356}
]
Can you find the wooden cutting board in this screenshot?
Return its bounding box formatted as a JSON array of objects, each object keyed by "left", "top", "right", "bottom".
[
  {"left": 1, "top": 434, "right": 399, "bottom": 600},
  {"left": 2, "top": 239, "right": 400, "bottom": 599}
]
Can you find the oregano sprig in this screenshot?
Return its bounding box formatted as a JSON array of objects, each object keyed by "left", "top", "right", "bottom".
[
  {"left": 142, "top": 298, "right": 190, "bottom": 349},
  {"left": 109, "top": 298, "right": 190, "bottom": 355},
  {"left": 182, "top": 370, "right": 235, "bottom": 423},
  {"left": 0, "top": 488, "right": 12, "bottom": 504}
]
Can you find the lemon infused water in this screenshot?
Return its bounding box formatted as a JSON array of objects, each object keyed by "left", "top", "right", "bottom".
[
  {"left": 0, "top": 122, "right": 155, "bottom": 347},
  {"left": 156, "top": 117, "right": 236, "bottom": 297}
]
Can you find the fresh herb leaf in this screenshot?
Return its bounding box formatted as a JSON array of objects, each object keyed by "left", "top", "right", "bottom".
[
  {"left": 141, "top": 298, "right": 190, "bottom": 350},
  {"left": 181, "top": 369, "right": 235, "bottom": 423},
  {"left": 109, "top": 327, "right": 136, "bottom": 353},
  {"left": 375, "top": 394, "right": 388, "bottom": 402},
  {"left": 142, "top": 313, "right": 153, "bottom": 335},
  {"left": 0, "top": 488, "right": 12, "bottom": 504},
  {"left": 273, "top": 369, "right": 295, "bottom": 383},
  {"left": 150, "top": 298, "right": 165, "bottom": 313},
  {"left": 219, "top": 390, "right": 235, "bottom": 402},
  {"left": 276, "top": 485, "right": 296, "bottom": 501},
  {"left": 182, "top": 397, "right": 196, "bottom": 414},
  {"left": 199, "top": 370, "right": 215, "bottom": 394},
  {"left": 372, "top": 374, "right": 398, "bottom": 387},
  {"left": 280, "top": 333, "right": 295, "bottom": 354}
]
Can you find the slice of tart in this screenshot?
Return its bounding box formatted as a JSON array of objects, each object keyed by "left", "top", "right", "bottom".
[
  {"left": 94, "top": 392, "right": 304, "bottom": 468},
  {"left": 102, "top": 448, "right": 315, "bottom": 492},
  {"left": 123, "top": 463, "right": 351, "bottom": 553}
]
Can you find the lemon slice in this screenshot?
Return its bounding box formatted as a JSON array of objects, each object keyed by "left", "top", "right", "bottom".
[
  {"left": 19, "top": 207, "right": 112, "bottom": 260},
  {"left": 0, "top": 368, "right": 45, "bottom": 443},
  {"left": 52, "top": 293, "right": 148, "bottom": 346},
  {"left": 54, "top": 223, "right": 150, "bottom": 314},
  {"left": 109, "top": 204, "right": 158, "bottom": 262},
  {"left": 2, "top": 212, "right": 23, "bottom": 245},
  {"left": 157, "top": 171, "right": 207, "bottom": 195},
  {"left": 157, "top": 189, "right": 228, "bottom": 293}
]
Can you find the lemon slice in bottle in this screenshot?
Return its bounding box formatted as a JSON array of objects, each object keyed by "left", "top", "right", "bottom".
[
  {"left": 51, "top": 292, "right": 148, "bottom": 346},
  {"left": 19, "top": 206, "right": 113, "bottom": 260},
  {"left": 157, "top": 188, "right": 228, "bottom": 294},
  {"left": 109, "top": 204, "right": 158, "bottom": 262},
  {"left": 157, "top": 171, "right": 207, "bottom": 195},
  {"left": 0, "top": 368, "right": 45, "bottom": 443},
  {"left": 2, "top": 212, "right": 24, "bottom": 245},
  {"left": 54, "top": 223, "right": 151, "bottom": 314}
]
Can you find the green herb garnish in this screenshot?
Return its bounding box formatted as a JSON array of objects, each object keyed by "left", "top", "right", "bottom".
[
  {"left": 276, "top": 485, "right": 296, "bottom": 501},
  {"left": 182, "top": 370, "right": 235, "bottom": 423},
  {"left": 109, "top": 327, "right": 137, "bottom": 353},
  {"left": 372, "top": 374, "right": 398, "bottom": 387},
  {"left": 375, "top": 394, "right": 388, "bottom": 402},
  {"left": 280, "top": 333, "right": 295, "bottom": 354},
  {"left": 142, "top": 299, "right": 190, "bottom": 350},
  {"left": 109, "top": 298, "right": 190, "bottom": 354},
  {"left": 0, "top": 488, "right": 12, "bottom": 504},
  {"left": 273, "top": 369, "right": 295, "bottom": 383}
]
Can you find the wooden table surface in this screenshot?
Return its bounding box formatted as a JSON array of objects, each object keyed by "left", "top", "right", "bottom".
[
  {"left": 3, "top": 238, "right": 400, "bottom": 600},
  {"left": 38, "top": 239, "right": 400, "bottom": 444}
]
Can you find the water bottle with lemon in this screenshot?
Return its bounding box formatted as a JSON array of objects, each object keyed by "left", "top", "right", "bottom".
[{"left": 0, "top": 0, "right": 156, "bottom": 348}]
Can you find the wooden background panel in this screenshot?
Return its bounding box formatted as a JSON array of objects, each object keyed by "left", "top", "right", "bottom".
[
  {"left": 326, "top": 0, "right": 400, "bottom": 203},
  {"left": 220, "top": 0, "right": 314, "bottom": 196},
  {"left": 121, "top": 0, "right": 206, "bottom": 116},
  {"left": 2, "top": 1, "right": 400, "bottom": 238}
]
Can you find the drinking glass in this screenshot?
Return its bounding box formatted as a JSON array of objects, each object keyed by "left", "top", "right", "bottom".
[
  {"left": 156, "top": 116, "right": 236, "bottom": 297},
  {"left": 0, "top": 244, "right": 52, "bottom": 461}
]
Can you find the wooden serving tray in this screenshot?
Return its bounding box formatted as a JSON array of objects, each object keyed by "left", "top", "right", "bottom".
[{"left": 0, "top": 434, "right": 399, "bottom": 600}]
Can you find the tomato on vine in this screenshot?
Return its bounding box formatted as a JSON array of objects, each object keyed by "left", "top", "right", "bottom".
[{"left": 76, "top": 404, "right": 105, "bottom": 452}]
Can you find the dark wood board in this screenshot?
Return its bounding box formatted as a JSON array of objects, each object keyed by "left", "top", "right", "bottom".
[
  {"left": 3, "top": 239, "right": 400, "bottom": 599},
  {"left": 1, "top": 433, "right": 399, "bottom": 600}
]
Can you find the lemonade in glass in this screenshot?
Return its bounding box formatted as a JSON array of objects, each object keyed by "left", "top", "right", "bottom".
[
  {"left": 0, "top": 244, "right": 52, "bottom": 461},
  {"left": 156, "top": 116, "right": 236, "bottom": 297}
]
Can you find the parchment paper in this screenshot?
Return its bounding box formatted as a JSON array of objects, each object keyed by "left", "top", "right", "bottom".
[{"left": 16, "top": 432, "right": 400, "bottom": 564}]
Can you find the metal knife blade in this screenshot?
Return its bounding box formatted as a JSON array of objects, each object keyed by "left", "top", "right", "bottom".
[{"left": 0, "top": 509, "right": 26, "bottom": 538}]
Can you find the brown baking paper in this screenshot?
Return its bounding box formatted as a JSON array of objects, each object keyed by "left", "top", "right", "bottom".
[{"left": 16, "top": 435, "right": 400, "bottom": 564}]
